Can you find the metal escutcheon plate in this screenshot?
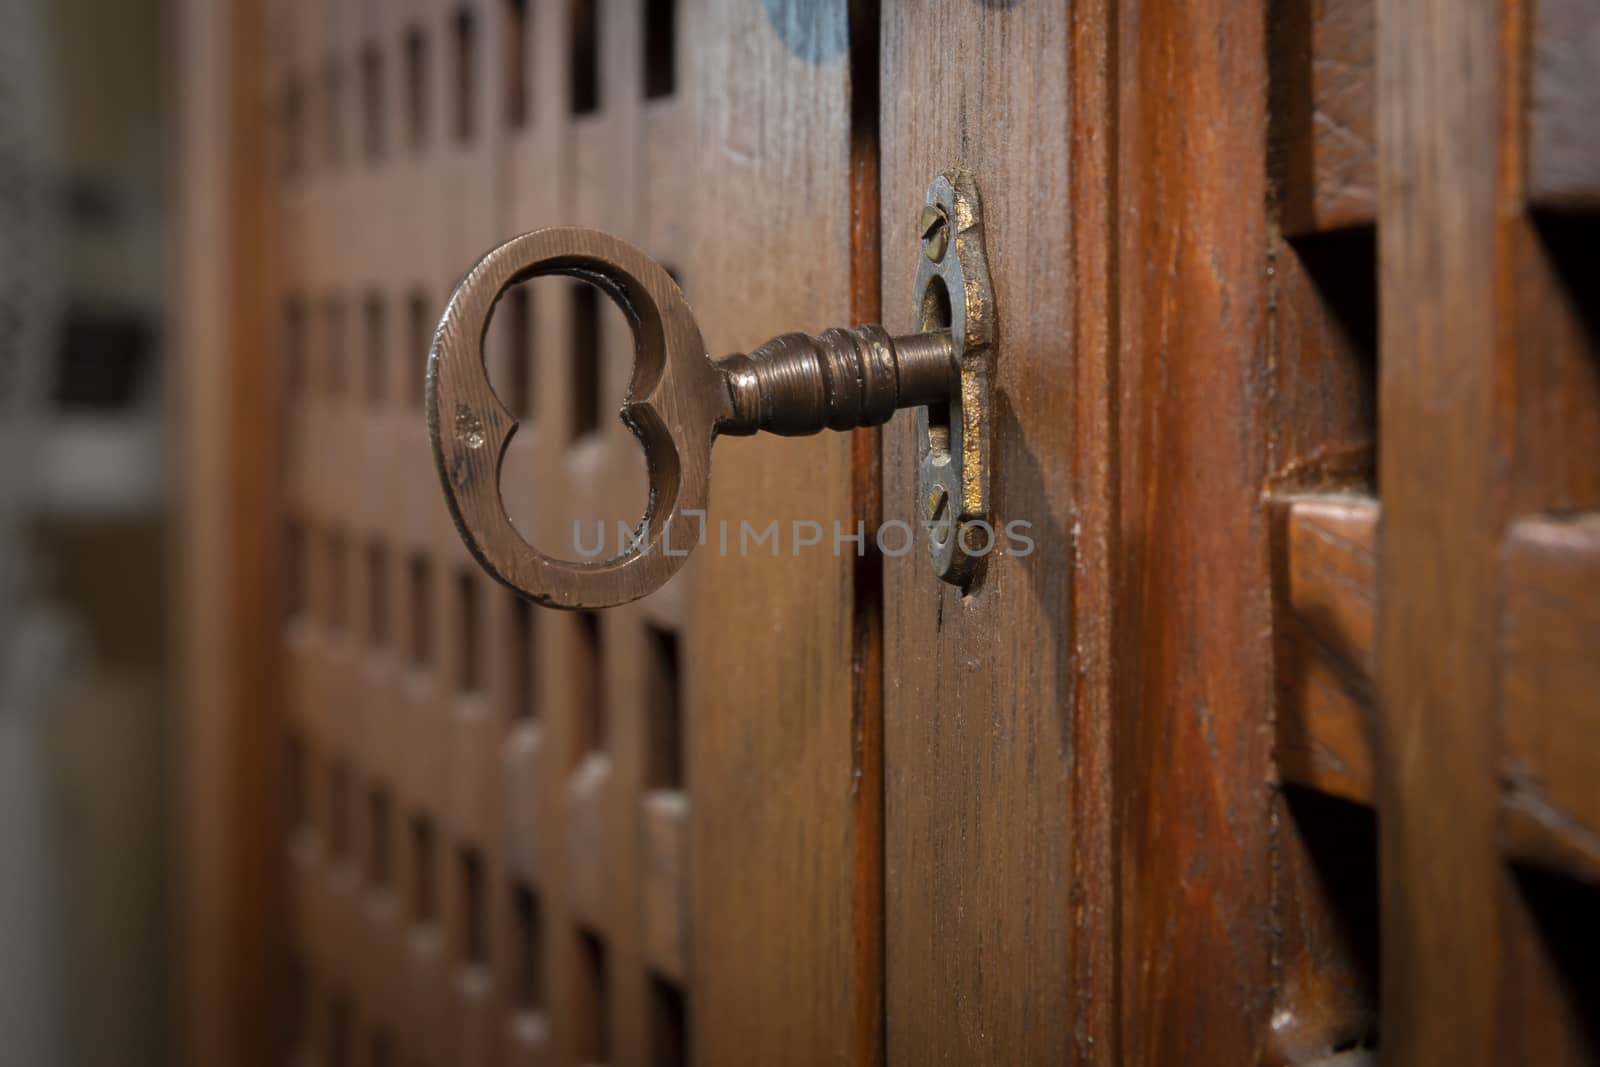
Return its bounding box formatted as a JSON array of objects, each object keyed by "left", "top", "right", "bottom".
[{"left": 913, "top": 169, "right": 995, "bottom": 589}]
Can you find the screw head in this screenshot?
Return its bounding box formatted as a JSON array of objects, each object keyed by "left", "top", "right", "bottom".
[
  {"left": 919, "top": 204, "right": 949, "bottom": 263},
  {"left": 926, "top": 484, "right": 951, "bottom": 544}
]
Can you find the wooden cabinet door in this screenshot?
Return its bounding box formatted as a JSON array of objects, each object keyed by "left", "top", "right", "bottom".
[{"left": 178, "top": 1, "right": 1600, "bottom": 1065}]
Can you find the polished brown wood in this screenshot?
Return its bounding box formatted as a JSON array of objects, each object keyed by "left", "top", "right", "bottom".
[
  {"left": 1499, "top": 513, "right": 1600, "bottom": 883},
  {"left": 1117, "top": 1, "right": 1297, "bottom": 1060},
  {"left": 1377, "top": 0, "right": 1506, "bottom": 1057},
  {"left": 1271, "top": 0, "right": 1377, "bottom": 235},
  {"left": 685, "top": 3, "right": 879, "bottom": 1065},
  {"left": 879, "top": 8, "right": 1084, "bottom": 1061},
  {"left": 175, "top": 0, "right": 283, "bottom": 1064},
  {"left": 1380, "top": 0, "right": 1600, "bottom": 1060},
  {"left": 1272, "top": 496, "right": 1377, "bottom": 806}
]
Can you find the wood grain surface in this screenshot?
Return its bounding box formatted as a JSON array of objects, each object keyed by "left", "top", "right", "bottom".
[
  {"left": 1380, "top": 0, "right": 1600, "bottom": 1059},
  {"left": 1499, "top": 514, "right": 1600, "bottom": 881},
  {"left": 176, "top": 0, "right": 283, "bottom": 1065},
  {"left": 879, "top": 6, "right": 1085, "bottom": 1061},
  {"left": 1272, "top": 496, "right": 1377, "bottom": 806},
  {"left": 686, "top": 2, "right": 880, "bottom": 1065},
  {"left": 1377, "top": 0, "right": 1504, "bottom": 1058},
  {"left": 1271, "top": 0, "right": 1377, "bottom": 234},
  {"left": 1115, "top": 1, "right": 1284, "bottom": 1060}
]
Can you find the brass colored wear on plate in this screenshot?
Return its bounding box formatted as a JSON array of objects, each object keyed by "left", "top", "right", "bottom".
[
  {"left": 913, "top": 171, "right": 996, "bottom": 587},
  {"left": 428, "top": 172, "right": 994, "bottom": 609}
]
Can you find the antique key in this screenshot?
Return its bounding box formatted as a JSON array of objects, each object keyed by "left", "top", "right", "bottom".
[{"left": 428, "top": 170, "right": 994, "bottom": 609}]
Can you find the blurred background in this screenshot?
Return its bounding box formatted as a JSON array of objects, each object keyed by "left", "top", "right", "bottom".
[
  {"left": 1, "top": 1, "right": 172, "bottom": 1065},
  {"left": 3, "top": 0, "right": 698, "bottom": 1062}
]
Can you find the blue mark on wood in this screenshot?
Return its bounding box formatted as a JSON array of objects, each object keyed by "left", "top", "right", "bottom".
[{"left": 762, "top": 0, "right": 849, "bottom": 64}]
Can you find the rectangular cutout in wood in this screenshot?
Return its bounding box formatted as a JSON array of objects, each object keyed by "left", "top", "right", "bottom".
[
  {"left": 363, "top": 291, "right": 387, "bottom": 405},
  {"left": 1273, "top": 785, "right": 1380, "bottom": 1061},
  {"left": 408, "top": 553, "right": 432, "bottom": 669},
  {"left": 452, "top": 7, "right": 478, "bottom": 143},
  {"left": 329, "top": 759, "right": 353, "bottom": 860},
  {"left": 285, "top": 733, "right": 309, "bottom": 831},
  {"left": 512, "top": 883, "right": 544, "bottom": 1012},
  {"left": 326, "top": 529, "right": 350, "bottom": 632},
  {"left": 1505, "top": 863, "right": 1600, "bottom": 1060},
  {"left": 649, "top": 973, "right": 687, "bottom": 1067},
  {"left": 368, "top": 786, "right": 393, "bottom": 888},
  {"left": 407, "top": 289, "right": 430, "bottom": 409},
  {"left": 411, "top": 816, "right": 437, "bottom": 924},
  {"left": 576, "top": 928, "right": 610, "bottom": 1062},
  {"left": 404, "top": 25, "right": 429, "bottom": 152},
  {"left": 569, "top": 0, "right": 600, "bottom": 115},
  {"left": 645, "top": 625, "right": 683, "bottom": 789},
  {"left": 502, "top": 284, "right": 532, "bottom": 417},
  {"left": 570, "top": 281, "right": 601, "bottom": 440},
  {"left": 365, "top": 540, "right": 388, "bottom": 649},
  {"left": 576, "top": 611, "right": 604, "bottom": 754},
  {"left": 510, "top": 595, "right": 537, "bottom": 721},
  {"left": 505, "top": 0, "right": 530, "bottom": 127},
  {"left": 458, "top": 847, "right": 487, "bottom": 965},
  {"left": 360, "top": 42, "right": 385, "bottom": 162},
  {"left": 456, "top": 568, "right": 483, "bottom": 692},
  {"left": 286, "top": 954, "right": 308, "bottom": 1054},
  {"left": 284, "top": 295, "right": 308, "bottom": 398},
  {"left": 644, "top": 0, "right": 677, "bottom": 100},
  {"left": 282, "top": 75, "right": 305, "bottom": 176},
  {"left": 321, "top": 57, "right": 345, "bottom": 167},
  {"left": 323, "top": 295, "right": 348, "bottom": 398},
  {"left": 284, "top": 519, "right": 308, "bottom": 621}
]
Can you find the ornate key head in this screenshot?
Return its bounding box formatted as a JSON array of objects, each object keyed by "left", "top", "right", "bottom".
[{"left": 427, "top": 227, "right": 727, "bottom": 610}]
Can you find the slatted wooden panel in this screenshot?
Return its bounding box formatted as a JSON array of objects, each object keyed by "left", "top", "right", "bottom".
[
  {"left": 1261, "top": 0, "right": 1600, "bottom": 1061},
  {"left": 187, "top": 3, "right": 1600, "bottom": 1065},
  {"left": 269, "top": 2, "right": 690, "bottom": 1064},
  {"left": 1379, "top": 0, "right": 1600, "bottom": 1058},
  {"left": 878, "top": 7, "right": 1093, "bottom": 1062},
  {"left": 683, "top": 3, "right": 881, "bottom": 1065}
]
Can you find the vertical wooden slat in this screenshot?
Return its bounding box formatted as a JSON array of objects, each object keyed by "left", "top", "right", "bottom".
[
  {"left": 1380, "top": 0, "right": 1600, "bottom": 1057},
  {"left": 879, "top": 7, "right": 1082, "bottom": 1062},
  {"left": 1066, "top": 0, "right": 1120, "bottom": 1058},
  {"left": 686, "top": 2, "right": 872, "bottom": 1063},
  {"left": 1114, "top": 0, "right": 1280, "bottom": 1061},
  {"left": 1378, "top": 0, "right": 1503, "bottom": 1041},
  {"left": 497, "top": 5, "right": 571, "bottom": 1064},
  {"left": 176, "top": 0, "right": 282, "bottom": 1063}
]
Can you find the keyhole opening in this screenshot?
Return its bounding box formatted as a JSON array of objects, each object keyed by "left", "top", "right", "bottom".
[{"left": 920, "top": 274, "right": 954, "bottom": 460}]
